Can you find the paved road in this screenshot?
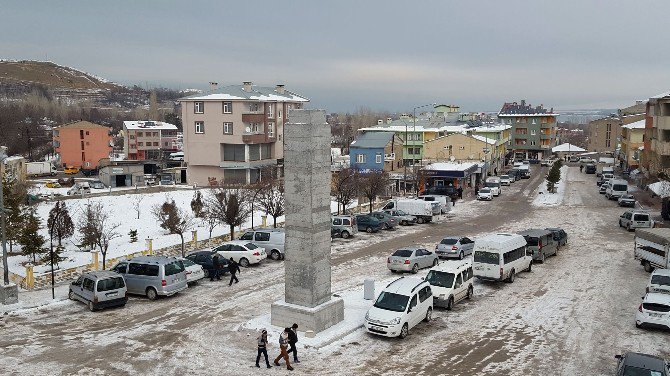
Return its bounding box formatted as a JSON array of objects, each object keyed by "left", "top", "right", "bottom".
[{"left": 1, "top": 166, "right": 668, "bottom": 375}]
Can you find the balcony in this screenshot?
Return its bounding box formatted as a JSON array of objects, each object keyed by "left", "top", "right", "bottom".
[
  {"left": 540, "top": 133, "right": 553, "bottom": 140},
  {"left": 242, "top": 113, "right": 265, "bottom": 123},
  {"left": 242, "top": 132, "right": 267, "bottom": 144}
]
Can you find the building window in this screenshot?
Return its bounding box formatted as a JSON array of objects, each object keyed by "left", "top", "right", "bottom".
[
  {"left": 268, "top": 122, "right": 274, "bottom": 138},
  {"left": 195, "top": 121, "right": 205, "bottom": 134},
  {"left": 268, "top": 103, "right": 274, "bottom": 118},
  {"left": 138, "top": 142, "right": 143, "bottom": 146},
  {"left": 356, "top": 154, "right": 366, "bottom": 163},
  {"left": 194, "top": 102, "right": 204, "bottom": 114},
  {"left": 82, "top": 152, "right": 85, "bottom": 161},
  {"left": 530, "top": 130, "right": 536, "bottom": 135},
  {"left": 541, "top": 117, "right": 548, "bottom": 124},
  {"left": 531, "top": 119, "right": 537, "bottom": 124},
  {"left": 153, "top": 142, "right": 159, "bottom": 146},
  {"left": 249, "top": 103, "right": 259, "bottom": 112},
  {"left": 85, "top": 131, "right": 90, "bottom": 135},
  {"left": 530, "top": 140, "right": 536, "bottom": 146},
  {"left": 375, "top": 154, "right": 382, "bottom": 164},
  {"left": 223, "top": 102, "right": 232, "bottom": 114},
  {"left": 137, "top": 132, "right": 143, "bottom": 137},
  {"left": 278, "top": 110, "right": 282, "bottom": 119},
  {"left": 249, "top": 144, "right": 260, "bottom": 161},
  {"left": 81, "top": 141, "right": 85, "bottom": 149},
  {"left": 459, "top": 146, "right": 465, "bottom": 150},
  {"left": 261, "top": 144, "right": 271, "bottom": 159},
  {"left": 223, "top": 144, "right": 245, "bottom": 161},
  {"left": 223, "top": 122, "right": 233, "bottom": 135}
]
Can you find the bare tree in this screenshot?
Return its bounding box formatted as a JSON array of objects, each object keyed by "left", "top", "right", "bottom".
[
  {"left": 132, "top": 195, "right": 144, "bottom": 220},
  {"left": 47, "top": 200, "right": 74, "bottom": 247},
  {"left": 207, "top": 187, "right": 251, "bottom": 239},
  {"left": 257, "top": 174, "right": 285, "bottom": 228},
  {"left": 331, "top": 168, "right": 359, "bottom": 214},
  {"left": 201, "top": 206, "right": 219, "bottom": 239},
  {"left": 78, "top": 201, "right": 121, "bottom": 269},
  {"left": 359, "top": 170, "right": 390, "bottom": 213},
  {"left": 152, "top": 199, "right": 195, "bottom": 257}
]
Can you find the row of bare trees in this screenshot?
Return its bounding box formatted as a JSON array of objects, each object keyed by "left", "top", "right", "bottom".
[{"left": 331, "top": 169, "right": 391, "bottom": 214}]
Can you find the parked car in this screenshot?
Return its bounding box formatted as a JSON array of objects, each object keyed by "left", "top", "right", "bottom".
[
  {"left": 64, "top": 166, "right": 80, "bottom": 174},
  {"left": 57, "top": 177, "right": 75, "bottom": 187},
  {"left": 540, "top": 159, "right": 554, "bottom": 167},
  {"left": 484, "top": 177, "right": 501, "bottom": 196},
  {"left": 81, "top": 168, "right": 99, "bottom": 177},
  {"left": 383, "top": 209, "right": 417, "bottom": 226},
  {"left": 584, "top": 164, "right": 597, "bottom": 174},
  {"left": 647, "top": 269, "right": 670, "bottom": 294},
  {"left": 517, "top": 229, "right": 558, "bottom": 263},
  {"left": 606, "top": 179, "right": 629, "bottom": 200},
  {"left": 239, "top": 229, "right": 286, "bottom": 260},
  {"left": 618, "top": 194, "right": 636, "bottom": 207},
  {"left": 615, "top": 352, "right": 669, "bottom": 376},
  {"left": 355, "top": 214, "right": 383, "bottom": 233},
  {"left": 213, "top": 240, "right": 267, "bottom": 267},
  {"left": 477, "top": 187, "right": 493, "bottom": 201},
  {"left": 185, "top": 250, "right": 229, "bottom": 278},
  {"left": 179, "top": 257, "right": 205, "bottom": 284},
  {"left": 45, "top": 180, "right": 61, "bottom": 188},
  {"left": 332, "top": 215, "right": 358, "bottom": 239},
  {"left": 634, "top": 228, "right": 670, "bottom": 272},
  {"left": 331, "top": 227, "right": 343, "bottom": 239},
  {"left": 67, "top": 182, "right": 91, "bottom": 196},
  {"left": 364, "top": 277, "right": 433, "bottom": 339},
  {"left": 90, "top": 180, "right": 106, "bottom": 189},
  {"left": 499, "top": 175, "right": 511, "bottom": 186},
  {"left": 370, "top": 211, "right": 398, "bottom": 230},
  {"left": 425, "top": 260, "right": 474, "bottom": 309},
  {"left": 545, "top": 227, "right": 568, "bottom": 247},
  {"left": 619, "top": 210, "right": 654, "bottom": 231},
  {"left": 569, "top": 155, "right": 580, "bottom": 162},
  {"left": 635, "top": 292, "right": 670, "bottom": 331},
  {"left": 387, "top": 247, "right": 439, "bottom": 274},
  {"left": 110, "top": 256, "right": 187, "bottom": 300},
  {"left": 68, "top": 271, "right": 127, "bottom": 311},
  {"left": 599, "top": 183, "right": 608, "bottom": 194},
  {"left": 160, "top": 173, "right": 174, "bottom": 185},
  {"left": 435, "top": 236, "right": 475, "bottom": 259},
  {"left": 473, "top": 233, "right": 532, "bottom": 283}
]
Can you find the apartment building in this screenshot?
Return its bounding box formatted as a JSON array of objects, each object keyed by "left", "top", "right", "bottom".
[
  {"left": 123, "top": 121, "right": 179, "bottom": 161},
  {"left": 621, "top": 119, "right": 645, "bottom": 169},
  {"left": 498, "top": 100, "right": 558, "bottom": 160},
  {"left": 588, "top": 102, "right": 645, "bottom": 153},
  {"left": 53, "top": 120, "right": 112, "bottom": 169},
  {"left": 645, "top": 92, "right": 670, "bottom": 176},
  {"left": 178, "top": 82, "right": 309, "bottom": 186}
]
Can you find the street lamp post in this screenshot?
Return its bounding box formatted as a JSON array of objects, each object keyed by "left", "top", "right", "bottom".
[{"left": 0, "top": 146, "right": 9, "bottom": 286}]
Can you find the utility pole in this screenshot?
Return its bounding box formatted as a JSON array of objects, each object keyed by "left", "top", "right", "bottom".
[{"left": 1, "top": 146, "right": 9, "bottom": 286}]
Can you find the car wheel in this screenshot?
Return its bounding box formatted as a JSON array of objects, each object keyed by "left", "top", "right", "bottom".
[
  {"left": 424, "top": 307, "right": 432, "bottom": 322},
  {"left": 626, "top": 224, "right": 632, "bottom": 232},
  {"left": 644, "top": 261, "right": 654, "bottom": 273},
  {"left": 366, "top": 226, "right": 373, "bottom": 233},
  {"left": 467, "top": 285, "right": 473, "bottom": 299},
  {"left": 341, "top": 231, "right": 350, "bottom": 239},
  {"left": 68, "top": 290, "right": 75, "bottom": 300},
  {"left": 401, "top": 220, "right": 407, "bottom": 226},
  {"left": 507, "top": 269, "right": 516, "bottom": 283},
  {"left": 383, "top": 223, "right": 389, "bottom": 230},
  {"left": 527, "top": 261, "right": 532, "bottom": 272},
  {"left": 146, "top": 287, "right": 158, "bottom": 300},
  {"left": 635, "top": 322, "right": 642, "bottom": 329},
  {"left": 619, "top": 220, "right": 622, "bottom": 227},
  {"left": 411, "top": 264, "right": 419, "bottom": 274},
  {"left": 398, "top": 323, "right": 409, "bottom": 339},
  {"left": 432, "top": 258, "right": 438, "bottom": 267},
  {"left": 446, "top": 296, "right": 454, "bottom": 310},
  {"left": 458, "top": 251, "right": 464, "bottom": 260},
  {"left": 239, "top": 258, "right": 250, "bottom": 267},
  {"left": 390, "top": 270, "right": 397, "bottom": 274},
  {"left": 203, "top": 269, "right": 210, "bottom": 278},
  {"left": 270, "top": 250, "right": 281, "bottom": 261},
  {"left": 540, "top": 252, "right": 546, "bottom": 264},
  {"left": 417, "top": 217, "right": 425, "bottom": 224},
  {"left": 88, "top": 301, "right": 96, "bottom": 312}
]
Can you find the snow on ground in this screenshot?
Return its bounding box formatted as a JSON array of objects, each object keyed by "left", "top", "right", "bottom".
[{"left": 532, "top": 165, "right": 568, "bottom": 207}]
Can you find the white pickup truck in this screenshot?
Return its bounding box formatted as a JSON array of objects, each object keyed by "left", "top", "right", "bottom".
[
  {"left": 382, "top": 199, "right": 435, "bottom": 224},
  {"left": 634, "top": 228, "right": 670, "bottom": 272}
]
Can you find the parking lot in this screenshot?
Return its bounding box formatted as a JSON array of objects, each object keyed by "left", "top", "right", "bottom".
[{"left": 1, "top": 166, "right": 668, "bottom": 375}]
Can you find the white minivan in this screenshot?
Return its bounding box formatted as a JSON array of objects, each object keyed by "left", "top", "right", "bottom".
[
  {"left": 365, "top": 277, "right": 433, "bottom": 339},
  {"left": 473, "top": 233, "right": 532, "bottom": 283},
  {"left": 605, "top": 179, "right": 628, "bottom": 200},
  {"left": 425, "top": 260, "right": 474, "bottom": 310},
  {"left": 484, "top": 177, "right": 501, "bottom": 196}
]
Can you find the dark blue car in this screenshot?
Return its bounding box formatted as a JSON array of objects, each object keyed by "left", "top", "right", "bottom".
[{"left": 355, "top": 214, "right": 383, "bottom": 233}]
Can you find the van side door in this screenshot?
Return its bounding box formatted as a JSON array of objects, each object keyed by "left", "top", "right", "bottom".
[
  {"left": 81, "top": 277, "right": 95, "bottom": 303},
  {"left": 71, "top": 276, "right": 85, "bottom": 301},
  {"left": 407, "top": 294, "right": 420, "bottom": 327},
  {"left": 454, "top": 273, "right": 464, "bottom": 301}
]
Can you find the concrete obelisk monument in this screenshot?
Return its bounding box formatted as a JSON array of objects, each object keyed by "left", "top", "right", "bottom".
[{"left": 271, "top": 109, "right": 344, "bottom": 333}]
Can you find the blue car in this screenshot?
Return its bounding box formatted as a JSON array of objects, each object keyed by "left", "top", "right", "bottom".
[{"left": 355, "top": 214, "right": 383, "bottom": 233}]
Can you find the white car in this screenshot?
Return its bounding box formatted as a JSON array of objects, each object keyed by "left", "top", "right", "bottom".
[
  {"left": 499, "top": 175, "right": 511, "bottom": 186},
  {"left": 636, "top": 292, "right": 670, "bottom": 331},
  {"left": 647, "top": 269, "right": 670, "bottom": 294},
  {"left": 365, "top": 277, "right": 433, "bottom": 339},
  {"left": 213, "top": 240, "right": 267, "bottom": 267},
  {"left": 425, "top": 260, "right": 474, "bottom": 310},
  {"left": 477, "top": 188, "right": 493, "bottom": 201},
  {"left": 179, "top": 257, "right": 205, "bottom": 284}
]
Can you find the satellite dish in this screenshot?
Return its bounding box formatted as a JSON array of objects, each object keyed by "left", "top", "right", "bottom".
[{"left": 450, "top": 156, "right": 455, "bottom": 162}]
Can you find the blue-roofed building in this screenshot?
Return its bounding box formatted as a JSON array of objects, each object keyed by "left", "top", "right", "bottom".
[{"left": 349, "top": 132, "right": 403, "bottom": 172}]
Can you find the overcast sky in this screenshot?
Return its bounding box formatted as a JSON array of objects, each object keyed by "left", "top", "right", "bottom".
[{"left": 1, "top": 0, "right": 668, "bottom": 112}]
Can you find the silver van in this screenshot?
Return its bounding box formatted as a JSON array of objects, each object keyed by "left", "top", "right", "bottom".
[
  {"left": 517, "top": 229, "right": 558, "bottom": 263},
  {"left": 332, "top": 215, "right": 358, "bottom": 239},
  {"left": 111, "top": 256, "right": 188, "bottom": 300},
  {"left": 240, "top": 229, "right": 285, "bottom": 261},
  {"left": 69, "top": 271, "right": 127, "bottom": 311}
]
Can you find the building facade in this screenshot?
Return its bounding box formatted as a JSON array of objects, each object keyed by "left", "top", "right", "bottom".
[
  {"left": 349, "top": 132, "right": 403, "bottom": 172},
  {"left": 498, "top": 100, "right": 558, "bottom": 160},
  {"left": 645, "top": 92, "right": 670, "bottom": 176},
  {"left": 423, "top": 133, "right": 503, "bottom": 175},
  {"left": 53, "top": 120, "right": 113, "bottom": 169},
  {"left": 1, "top": 155, "right": 27, "bottom": 183},
  {"left": 620, "top": 119, "right": 645, "bottom": 169},
  {"left": 123, "top": 121, "right": 179, "bottom": 161},
  {"left": 588, "top": 102, "right": 645, "bottom": 153},
  {"left": 178, "top": 82, "right": 309, "bottom": 186}
]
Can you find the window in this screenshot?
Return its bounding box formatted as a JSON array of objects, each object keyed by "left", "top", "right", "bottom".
[
  {"left": 130, "top": 135, "right": 135, "bottom": 140},
  {"left": 223, "top": 144, "right": 245, "bottom": 161},
  {"left": 249, "top": 103, "right": 259, "bottom": 112},
  {"left": 530, "top": 130, "right": 536, "bottom": 135},
  {"left": 261, "top": 144, "right": 271, "bottom": 159},
  {"left": 455, "top": 274, "right": 463, "bottom": 288},
  {"left": 194, "top": 101, "right": 204, "bottom": 114},
  {"left": 356, "top": 154, "right": 366, "bottom": 163},
  {"left": 80, "top": 130, "right": 84, "bottom": 139},
  {"left": 128, "top": 263, "right": 159, "bottom": 276},
  {"left": 82, "top": 278, "right": 94, "bottom": 291},
  {"left": 418, "top": 286, "right": 432, "bottom": 302},
  {"left": 97, "top": 277, "right": 125, "bottom": 292},
  {"left": 332, "top": 218, "right": 342, "bottom": 225},
  {"left": 240, "top": 232, "right": 254, "bottom": 240},
  {"left": 255, "top": 232, "right": 270, "bottom": 241},
  {"left": 530, "top": 140, "right": 536, "bottom": 146},
  {"left": 531, "top": 119, "right": 537, "bottom": 124},
  {"left": 164, "top": 261, "right": 185, "bottom": 276},
  {"left": 113, "top": 262, "right": 127, "bottom": 274},
  {"left": 459, "top": 146, "right": 465, "bottom": 150},
  {"left": 249, "top": 144, "right": 260, "bottom": 161},
  {"left": 278, "top": 110, "right": 282, "bottom": 119},
  {"left": 375, "top": 154, "right": 382, "bottom": 163},
  {"left": 342, "top": 218, "right": 350, "bottom": 225},
  {"left": 268, "top": 103, "right": 274, "bottom": 118},
  {"left": 81, "top": 141, "right": 85, "bottom": 149},
  {"left": 268, "top": 122, "right": 274, "bottom": 138},
  {"left": 85, "top": 131, "right": 90, "bottom": 135},
  {"left": 223, "top": 122, "right": 233, "bottom": 135},
  {"left": 408, "top": 295, "right": 418, "bottom": 311},
  {"left": 195, "top": 121, "right": 205, "bottom": 134},
  {"left": 81, "top": 152, "right": 85, "bottom": 161},
  {"left": 137, "top": 132, "right": 143, "bottom": 137},
  {"left": 223, "top": 101, "right": 232, "bottom": 114},
  {"left": 138, "top": 142, "right": 144, "bottom": 146},
  {"left": 153, "top": 142, "right": 159, "bottom": 146}
]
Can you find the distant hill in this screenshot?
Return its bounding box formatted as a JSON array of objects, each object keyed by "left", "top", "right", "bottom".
[{"left": 0, "top": 60, "right": 124, "bottom": 91}]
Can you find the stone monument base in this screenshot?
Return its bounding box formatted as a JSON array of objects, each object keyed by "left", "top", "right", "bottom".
[
  {"left": 271, "top": 298, "right": 344, "bottom": 334},
  {"left": 0, "top": 283, "right": 19, "bottom": 305}
]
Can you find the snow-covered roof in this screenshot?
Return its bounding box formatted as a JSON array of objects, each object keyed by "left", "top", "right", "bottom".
[
  {"left": 471, "top": 135, "right": 496, "bottom": 145},
  {"left": 650, "top": 91, "right": 670, "bottom": 100},
  {"left": 469, "top": 123, "right": 512, "bottom": 132},
  {"left": 648, "top": 181, "right": 670, "bottom": 198},
  {"left": 552, "top": 143, "right": 586, "bottom": 152},
  {"left": 124, "top": 121, "right": 178, "bottom": 130},
  {"left": 622, "top": 119, "right": 645, "bottom": 129},
  {"left": 2, "top": 155, "right": 25, "bottom": 164},
  {"left": 423, "top": 162, "right": 478, "bottom": 171},
  {"left": 179, "top": 83, "right": 309, "bottom": 103}
]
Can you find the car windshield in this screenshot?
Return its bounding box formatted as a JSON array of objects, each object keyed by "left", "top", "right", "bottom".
[
  {"left": 373, "top": 291, "right": 410, "bottom": 312},
  {"left": 474, "top": 251, "right": 500, "bottom": 265},
  {"left": 525, "top": 237, "right": 540, "bottom": 246},
  {"left": 613, "top": 184, "right": 627, "bottom": 191},
  {"left": 245, "top": 243, "right": 258, "bottom": 250},
  {"left": 440, "top": 238, "right": 458, "bottom": 245},
  {"left": 96, "top": 277, "right": 125, "bottom": 292},
  {"left": 500, "top": 175, "right": 509, "bottom": 179},
  {"left": 425, "top": 270, "right": 455, "bottom": 288},
  {"left": 651, "top": 275, "right": 670, "bottom": 286},
  {"left": 392, "top": 249, "right": 414, "bottom": 257},
  {"left": 623, "top": 366, "right": 666, "bottom": 376}
]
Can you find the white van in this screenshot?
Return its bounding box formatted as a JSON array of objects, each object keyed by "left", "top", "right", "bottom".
[
  {"left": 473, "top": 233, "right": 532, "bottom": 283},
  {"left": 484, "top": 177, "right": 501, "bottom": 196},
  {"left": 418, "top": 195, "right": 451, "bottom": 214},
  {"left": 365, "top": 277, "right": 433, "bottom": 339},
  {"left": 239, "top": 229, "right": 285, "bottom": 261},
  {"left": 425, "top": 260, "right": 474, "bottom": 310},
  {"left": 605, "top": 179, "right": 628, "bottom": 200}
]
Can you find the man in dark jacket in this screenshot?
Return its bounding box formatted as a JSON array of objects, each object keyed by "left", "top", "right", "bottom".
[
  {"left": 286, "top": 323, "right": 300, "bottom": 363},
  {"left": 228, "top": 257, "right": 240, "bottom": 286},
  {"left": 210, "top": 254, "right": 221, "bottom": 281}
]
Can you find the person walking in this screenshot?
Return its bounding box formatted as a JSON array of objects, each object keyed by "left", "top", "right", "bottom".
[
  {"left": 286, "top": 323, "right": 300, "bottom": 363},
  {"left": 274, "top": 328, "right": 294, "bottom": 371},
  {"left": 228, "top": 257, "right": 240, "bottom": 286},
  {"left": 579, "top": 164, "right": 584, "bottom": 173},
  {"left": 457, "top": 186, "right": 463, "bottom": 199},
  {"left": 210, "top": 254, "right": 221, "bottom": 281},
  {"left": 256, "top": 329, "right": 272, "bottom": 368}
]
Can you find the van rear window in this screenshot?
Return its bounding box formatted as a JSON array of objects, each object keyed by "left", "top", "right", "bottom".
[
  {"left": 97, "top": 277, "right": 125, "bottom": 292},
  {"left": 165, "top": 261, "right": 185, "bottom": 276},
  {"left": 474, "top": 251, "right": 499, "bottom": 265},
  {"left": 525, "top": 237, "right": 540, "bottom": 246},
  {"left": 651, "top": 275, "right": 670, "bottom": 287},
  {"left": 613, "top": 184, "right": 627, "bottom": 191}
]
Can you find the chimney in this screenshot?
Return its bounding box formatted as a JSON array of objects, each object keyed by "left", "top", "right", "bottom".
[
  {"left": 209, "top": 82, "right": 218, "bottom": 91},
  {"left": 377, "top": 119, "right": 383, "bottom": 125},
  {"left": 243, "top": 81, "right": 253, "bottom": 92},
  {"left": 275, "top": 84, "right": 285, "bottom": 94},
  {"left": 386, "top": 117, "right": 392, "bottom": 124}
]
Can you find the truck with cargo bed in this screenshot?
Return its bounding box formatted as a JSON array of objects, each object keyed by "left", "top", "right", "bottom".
[
  {"left": 26, "top": 161, "right": 57, "bottom": 177},
  {"left": 382, "top": 199, "right": 435, "bottom": 224},
  {"left": 634, "top": 228, "right": 670, "bottom": 272}
]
